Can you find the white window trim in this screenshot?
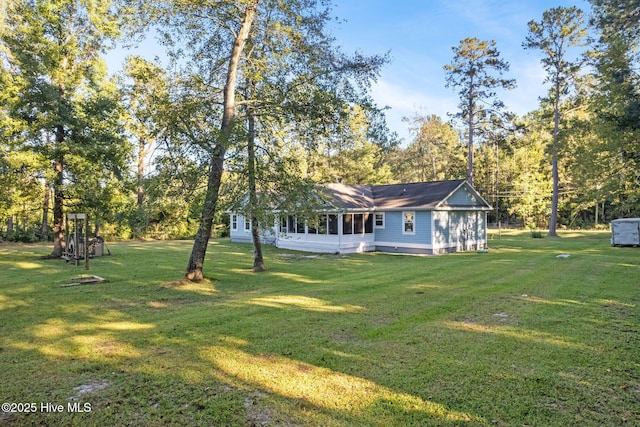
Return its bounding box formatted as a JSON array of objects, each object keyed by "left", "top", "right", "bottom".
[
  {"left": 231, "top": 214, "right": 238, "bottom": 231},
  {"left": 403, "top": 211, "right": 416, "bottom": 235},
  {"left": 244, "top": 217, "right": 251, "bottom": 231},
  {"left": 375, "top": 212, "right": 385, "bottom": 229}
]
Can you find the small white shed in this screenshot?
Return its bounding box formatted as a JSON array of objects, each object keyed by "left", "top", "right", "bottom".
[{"left": 611, "top": 218, "right": 640, "bottom": 246}]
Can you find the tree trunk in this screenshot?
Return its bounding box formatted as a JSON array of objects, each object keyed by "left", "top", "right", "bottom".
[
  {"left": 185, "top": 150, "right": 225, "bottom": 281},
  {"left": 7, "top": 216, "right": 14, "bottom": 235},
  {"left": 51, "top": 124, "right": 66, "bottom": 257},
  {"left": 247, "top": 93, "right": 265, "bottom": 272},
  {"left": 467, "top": 90, "right": 475, "bottom": 186},
  {"left": 185, "top": 2, "right": 258, "bottom": 281},
  {"left": 137, "top": 139, "right": 145, "bottom": 208},
  {"left": 41, "top": 184, "right": 51, "bottom": 240},
  {"left": 548, "top": 82, "right": 561, "bottom": 237}
]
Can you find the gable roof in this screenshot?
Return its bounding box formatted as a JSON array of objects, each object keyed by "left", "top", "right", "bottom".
[{"left": 323, "top": 179, "right": 492, "bottom": 211}]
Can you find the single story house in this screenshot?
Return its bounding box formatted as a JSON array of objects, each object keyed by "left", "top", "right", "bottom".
[{"left": 229, "top": 179, "right": 492, "bottom": 255}]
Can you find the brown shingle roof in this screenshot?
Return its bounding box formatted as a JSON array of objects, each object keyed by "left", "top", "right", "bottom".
[
  {"left": 324, "top": 184, "right": 374, "bottom": 209},
  {"left": 322, "top": 179, "right": 488, "bottom": 210}
]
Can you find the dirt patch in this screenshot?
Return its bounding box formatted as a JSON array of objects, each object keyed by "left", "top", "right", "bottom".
[
  {"left": 244, "top": 391, "right": 272, "bottom": 427},
  {"left": 275, "top": 253, "right": 345, "bottom": 262},
  {"left": 69, "top": 379, "right": 110, "bottom": 401}
]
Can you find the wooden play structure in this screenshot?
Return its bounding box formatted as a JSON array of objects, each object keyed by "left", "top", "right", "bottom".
[{"left": 62, "top": 213, "right": 106, "bottom": 268}]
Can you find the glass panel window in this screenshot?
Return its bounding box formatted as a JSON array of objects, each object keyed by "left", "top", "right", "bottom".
[
  {"left": 318, "top": 215, "right": 328, "bottom": 235},
  {"left": 328, "top": 215, "right": 338, "bottom": 235},
  {"left": 308, "top": 219, "right": 317, "bottom": 234},
  {"left": 354, "top": 214, "right": 364, "bottom": 234},
  {"left": 375, "top": 213, "right": 385, "bottom": 228},
  {"left": 232, "top": 215, "right": 238, "bottom": 231},
  {"left": 244, "top": 218, "right": 251, "bottom": 231},
  {"left": 403, "top": 212, "right": 415, "bottom": 234},
  {"left": 342, "top": 214, "right": 353, "bottom": 234},
  {"left": 365, "top": 213, "right": 373, "bottom": 233},
  {"left": 296, "top": 218, "right": 305, "bottom": 234}
]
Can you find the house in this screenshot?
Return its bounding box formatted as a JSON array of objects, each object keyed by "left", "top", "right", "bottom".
[{"left": 229, "top": 179, "right": 492, "bottom": 255}]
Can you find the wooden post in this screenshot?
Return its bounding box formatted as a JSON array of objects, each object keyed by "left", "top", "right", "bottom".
[
  {"left": 85, "top": 213, "right": 89, "bottom": 270},
  {"left": 74, "top": 216, "right": 79, "bottom": 266}
]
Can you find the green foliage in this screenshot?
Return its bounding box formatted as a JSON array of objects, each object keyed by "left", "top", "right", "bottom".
[
  {"left": 0, "top": 0, "right": 133, "bottom": 255},
  {"left": 524, "top": 6, "right": 590, "bottom": 236},
  {"left": 444, "top": 37, "right": 516, "bottom": 184},
  {"left": 393, "top": 113, "right": 466, "bottom": 183}
]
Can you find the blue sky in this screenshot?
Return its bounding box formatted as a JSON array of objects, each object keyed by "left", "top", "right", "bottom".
[
  {"left": 108, "top": 0, "right": 592, "bottom": 143},
  {"left": 328, "top": 0, "right": 592, "bottom": 142}
]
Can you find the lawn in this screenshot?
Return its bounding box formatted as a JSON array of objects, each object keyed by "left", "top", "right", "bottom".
[{"left": 0, "top": 231, "right": 638, "bottom": 426}]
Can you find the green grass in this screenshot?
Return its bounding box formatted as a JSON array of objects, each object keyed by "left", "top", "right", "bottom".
[{"left": 1, "top": 231, "right": 638, "bottom": 426}]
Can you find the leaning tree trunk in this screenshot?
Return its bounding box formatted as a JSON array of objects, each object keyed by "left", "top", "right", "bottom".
[
  {"left": 186, "top": 149, "right": 226, "bottom": 281},
  {"left": 185, "top": 2, "right": 258, "bottom": 281}
]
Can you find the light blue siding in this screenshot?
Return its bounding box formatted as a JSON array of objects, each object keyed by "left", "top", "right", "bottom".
[
  {"left": 229, "top": 214, "right": 251, "bottom": 242},
  {"left": 444, "top": 187, "right": 479, "bottom": 207},
  {"left": 433, "top": 210, "right": 487, "bottom": 253},
  {"left": 229, "top": 214, "right": 276, "bottom": 244},
  {"left": 374, "top": 210, "right": 432, "bottom": 245}
]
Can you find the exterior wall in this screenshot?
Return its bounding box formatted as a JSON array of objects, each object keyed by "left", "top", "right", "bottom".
[
  {"left": 231, "top": 209, "right": 487, "bottom": 255},
  {"left": 275, "top": 213, "right": 375, "bottom": 253},
  {"left": 443, "top": 186, "right": 479, "bottom": 207},
  {"left": 432, "top": 210, "right": 487, "bottom": 254},
  {"left": 611, "top": 218, "right": 640, "bottom": 246},
  {"left": 276, "top": 234, "right": 375, "bottom": 254},
  {"left": 229, "top": 214, "right": 277, "bottom": 245},
  {"left": 374, "top": 210, "right": 434, "bottom": 253}
]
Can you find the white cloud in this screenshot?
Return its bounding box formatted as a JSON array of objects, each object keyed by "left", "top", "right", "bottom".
[{"left": 371, "top": 79, "right": 459, "bottom": 144}]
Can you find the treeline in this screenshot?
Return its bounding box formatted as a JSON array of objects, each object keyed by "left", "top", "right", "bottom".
[{"left": 1, "top": 0, "right": 638, "bottom": 248}]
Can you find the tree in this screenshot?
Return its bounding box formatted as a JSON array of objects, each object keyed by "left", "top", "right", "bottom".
[
  {"left": 506, "top": 112, "right": 554, "bottom": 228},
  {"left": 1, "top": 0, "right": 130, "bottom": 256},
  {"left": 586, "top": 0, "right": 640, "bottom": 218},
  {"left": 523, "top": 6, "right": 589, "bottom": 236},
  {"left": 121, "top": 56, "right": 169, "bottom": 210},
  {"left": 444, "top": 37, "right": 515, "bottom": 186},
  {"left": 232, "top": 2, "right": 389, "bottom": 271},
  {"left": 396, "top": 113, "right": 465, "bottom": 183},
  {"left": 153, "top": 0, "right": 258, "bottom": 281},
  {"left": 156, "top": 0, "right": 388, "bottom": 279}
]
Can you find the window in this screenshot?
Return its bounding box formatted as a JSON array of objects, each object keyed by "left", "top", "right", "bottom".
[
  {"left": 231, "top": 215, "right": 238, "bottom": 231},
  {"left": 365, "top": 213, "right": 373, "bottom": 233},
  {"left": 244, "top": 218, "right": 251, "bottom": 231},
  {"left": 296, "top": 218, "right": 305, "bottom": 234},
  {"left": 288, "top": 216, "right": 296, "bottom": 233},
  {"left": 308, "top": 218, "right": 317, "bottom": 234},
  {"left": 280, "top": 216, "right": 288, "bottom": 233},
  {"left": 328, "top": 215, "right": 338, "bottom": 235},
  {"left": 342, "top": 214, "right": 353, "bottom": 234},
  {"left": 375, "top": 213, "right": 385, "bottom": 228},
  {"left": 318, "top": 215, "right": 328, "bottom": 235},
  {"left": 403, "top": 212, "right": 415, "bottom": 234},
  {"left": 354, "top": 214, "right": 364, "bottom": 234}
]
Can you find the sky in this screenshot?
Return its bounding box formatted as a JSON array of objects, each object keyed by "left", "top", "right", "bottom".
[
  {"left": 107, "top": 0, "right": 592, "bottom": 144},
  {"left": 327, "top": 0, "right": 592, "bottom": 143}
]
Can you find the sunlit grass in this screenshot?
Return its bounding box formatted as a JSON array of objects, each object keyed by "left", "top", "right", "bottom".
[{"left": 1, "top": 231, "right": 638, "bottom": 426}]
